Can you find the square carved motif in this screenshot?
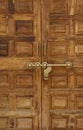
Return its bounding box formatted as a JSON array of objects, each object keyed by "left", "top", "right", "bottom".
[
  {"left": 50, "top": 116, "right": 69, "bottom": 130},
  {"left": 48, "top": 40, "right": 68, "bottom": 57},
  {"left": 51, "top": 95, "right": 68, "bottom": 110},
  {"left": 0, "top": 17, "right": 8, "bottom": 35},
  {"left": 49, "top": 15, "right": 69, "bottom": 37},
  {"left": 0, "top": 40, "right": 8, "bottom": 56},
  {"left": 48, "top": 0, "right": 68, "bottom": 14},
  {"left": 16, "top": 117, "right": 33, "bottom": 129},
  {"left": 15, "top": 20, "right": 33, "bottom": 36},
  {"left": 0, "top": 0, "right": 8, "bottom": 13},
  {"left": 75, "top": 0, "right": 83, "bottom": 14},
  {"left": 16, "top": 96, "right": 33, "bottom": 109},
  {"left": 15, "top": 40, "right": 33, "bottom": 57},
  {"left": 0, "top": 118, "right": 8, "bottom": 128},
  {"left": 75, "top": 19, "right": 83, "bottom": 35},
  {"left": 76, "top": 117, "right": 83, "bottom": 129},
  {"left": 14, "top": 0, "right": 33, "bottom": 13}
]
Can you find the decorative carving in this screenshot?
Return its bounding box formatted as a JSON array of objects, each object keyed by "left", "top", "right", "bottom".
[
  {"left": 75, "top": 18, "right": 83, "bottom": 35},
  {"left": 51, "top": 117, "right": 68, "bottom": 129},
  {"left": 51, "top": 95, "right": 68, "bottom": 109},
  {"left": 76, "top": 117, "right": 83, "bottom": 129},
  {"left": 0, "top": 118, "right": 8, "bottom": 128},
  {"left": 15, "top": 20, "right": 33, "bottom": 35},
  {"left": 48, "top": 41, "right": 68, "bottom": 57},
  {"left": 52, "top": 75, "right": 67, "bottom": 88},
  {"left": 76, "top": 0, "right": 83, "bottom": 14},
  {"left": 16, "top": 74, "right": 33, "bottom": 88},
  {"left": 0, "top": 96, "right": 8, "bottom": 109},
  {"left": 0, "top": 73, "right": 8, "bottom": 87},
  {"left": 15, "top": 40, "right": 33, "bottom": 57},
  {"left": 16, "top": 96, "right": 33, "bottom": 109},
  {"left": 0, "top": 17, "right": 8, "bottom": 35},
  {"left": 0, "top": 0, "right": 8, "bottom": 13},
  {"left": 49, "top": 15, "right": 69, "bottom": 37},
  {"left": 76, "top": 95, "right": 83, "bottom": 109},
  {"left": 49, "top": 0, "right": 68, "bottom": 14},
  {"left": 14, "top": 0, "right": 33, "bottom": 13},
  {"left": 16, "top": 118, "right": 33, "bottom": 129},
  {"left": 0, "top": 40, "right": 8, "bottom": 56}
]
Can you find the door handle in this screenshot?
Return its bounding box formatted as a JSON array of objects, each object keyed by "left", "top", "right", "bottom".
[{"left": 27, "top": 61, "right": 72, "bottom": 80}]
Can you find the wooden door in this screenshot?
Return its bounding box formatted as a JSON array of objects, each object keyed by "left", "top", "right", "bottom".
[
  {"left": 42, "top": 0, "right": 83, "bottom": 130},
  {"left": 0, "top": 0, "right": 41, "bottom": 130}
]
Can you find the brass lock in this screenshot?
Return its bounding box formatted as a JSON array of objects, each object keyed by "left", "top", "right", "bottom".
[
  {"left": 27, "top": 62, "right": 42, "bottom": 69},
  {"left": 43, "top": 61, "right": 72, "bottom": 80},
  {"left": 27, "top": 61, "right": 72, "bottom": 80}
]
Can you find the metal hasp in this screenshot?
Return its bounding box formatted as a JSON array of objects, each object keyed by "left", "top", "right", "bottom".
[
  {"left": 27, "top": 61, "right": 72, "bottom": 80},
  {"left": 43, "top": 61, "right": 72, "bottom": 80}
]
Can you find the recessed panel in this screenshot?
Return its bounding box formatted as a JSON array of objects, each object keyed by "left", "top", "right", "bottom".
[
  {"left": 15, "top": 20, "right": 33, "bottom": 36},
  {"left": 48, "top": 41, "right": 68, "bottom": 57},
  {"left": 50, "top": 116, "right": 68, "bottom": 130},
  {"left": 14, "top": 0, "right": 33, "bottom": 13},
  {"left": 75, "top": 20, "right": 83, "bottom": 35},
  {"left": 16, "top": 96, "right": 33, "bottom": 109},
  {"left": 0, "top": 74, "right": 8, "bottom": 87},
  {"left": 0, "top": 40, "right": 8, "bottom": 56},
  {"left": 15, "top": 41, "right": 33, "bottom": 57},
  {"left": 51, "top": 75, "right": 67, "bottom": 88},
  {"left": 16, "top": 74, "right": 33, "bottom": 88},
  {"left": 0, "top": 0, "right": 8, "bottom": 13},
  {"left": 49, "top": 15, "right": 69, "bottom": 37},
  {"left": 16, "top": 118, "right": 33, "bottom": 129},
  {"left": 0, "top": 118, "right": 8, "bottom": 128},
  {"left": 76, "top": 117, "right": 83, "bottom": 129},
  {"left": 75, "top": 0, "right": 83, "bottom": 14},
  {"left": 75, "top": 95, "right": 83, "bottom": 110},
  {"left": 75, "top": 40, "right": 83, "bottom": 56},
  {"left": 77, "top": 75, "right": 83, "bottom": 88},
  {"left": 49, "top": 0, "right": 68, "bottom": 14},
  {"left": 0, "top": 96, "right": 9, "bottom": 109},
  {"left": 0, "top": 17, "right": 8, "bottom": 35},
  {"left": 51, "top": 95, "right": 68, "bottom": 109}
]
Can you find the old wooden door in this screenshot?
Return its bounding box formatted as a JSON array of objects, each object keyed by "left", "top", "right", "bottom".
[
  {"left": 0, "top": 0, "right": 83, "bottom": 130},
  {"left": 0, "top": 0, "right": 41, "bottom": 129},
  {"left": 42, "top": 0, "right": 83, "bottom": 130}
]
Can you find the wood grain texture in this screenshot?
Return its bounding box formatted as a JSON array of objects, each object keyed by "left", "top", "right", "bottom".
[
  {"left": 42, "top": 0, "right": 83, "bottom": 130},
  {"left": 0, "top": 0, "right": 83, "bottom": 130},
  {"left": 0, "top": 0, "right": 41, "bottom": 130}
]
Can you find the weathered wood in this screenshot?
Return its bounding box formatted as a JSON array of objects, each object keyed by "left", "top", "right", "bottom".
[
  {"left": 42, "top": 0, "right": 83, "bottom": 130},
  {"left": 0, "top": 0, "right": 41, "bottom": 130},
  {"left": 0, "top": 0, "right": 83, "bottom": 130}
]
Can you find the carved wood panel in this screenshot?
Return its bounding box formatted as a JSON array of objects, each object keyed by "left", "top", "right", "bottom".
[
  {"left": 0, "top": 0, "right": 83, "bottom": 129},
  {"left": 42, "top": 0, "right": 83, "bottom": 130},
  {"left": 0, "top": 0, "right": 41, "bottom": 130}
]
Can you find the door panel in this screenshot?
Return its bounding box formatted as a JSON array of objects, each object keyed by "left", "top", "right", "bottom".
[
  {"left": 42, "top": 0, "right": 83, "bottom": 130},
  {"left": 0, "top": 0, "right": 41, "bottom": 130},
  {"left": 0, "top": 0, "right": 83, "bottom": 130}
]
